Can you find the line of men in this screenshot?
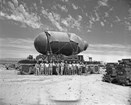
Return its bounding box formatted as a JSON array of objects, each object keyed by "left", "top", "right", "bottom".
[{"left": 35, "top": 60, "right": 91, "bottom": 75}]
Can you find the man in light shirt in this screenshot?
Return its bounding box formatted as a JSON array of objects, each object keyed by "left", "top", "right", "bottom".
[
  {"left": 64, "top": 61, "right": 68, "bottom": 75},
  {"left": 68, "top": 62, "right": 73, "bottom": 75},
  {"left": 72, "top": 61, "right": 77, "bottom": 75},
  {"left": 40, "top": 61, "right": 44, "bottom": 75},
  {"left": 45, "top": 61, "right": 49, "bottom": 75},
  {"left": 56, "top": 61, "right": 60, "bottom": 75},
  {"left": 49, "top": 61, "right": 53, "bottom": 75},
  {"left": 60, "top": 61, "right": 65, "bottom": 75},
  {"left": 35, "top": 61, "right": 40, "bottom": 75}
]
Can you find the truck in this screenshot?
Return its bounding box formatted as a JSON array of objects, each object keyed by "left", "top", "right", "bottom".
[
  {"left": 103, "top": 63, "right": 118, "bottom": 83},
  {"left": 103, "top": 59, "right": 131, "bottom": 86},
  {"left": 116, "top": 59, "right": 131, "bottom": 86}
]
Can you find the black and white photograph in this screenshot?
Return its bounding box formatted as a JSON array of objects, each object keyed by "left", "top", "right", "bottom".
[{"left": 0, "top": 0, "right": 131, "bottom": 105}]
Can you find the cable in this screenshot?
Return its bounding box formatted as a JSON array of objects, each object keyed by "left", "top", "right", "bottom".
[{"left": 54, "top": 43, "right": 68, "bottom": 54}]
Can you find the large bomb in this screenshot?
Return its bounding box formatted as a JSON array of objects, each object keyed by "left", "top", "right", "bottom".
[{"left": 34, "top": 31, "right": 88, "bottom": 56}]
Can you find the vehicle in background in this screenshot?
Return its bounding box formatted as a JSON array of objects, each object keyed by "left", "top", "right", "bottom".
[
  {"left": 17, "top": 55, "right": 36, "bottom": 75},
  {"left": 103, "top": 63, "right": 118, "bottom": 83},
  {"left": 4, "top": 63, "right": 18, "bottom": 70},
  {"left": 84, "top": 61, "right": 101, "bottom": 74},
  {"left": 116, "top": 59, "right": 131, "bottom": 86},
  {"left": 103, "top": 59, "right": 131, "bottom": 86}
]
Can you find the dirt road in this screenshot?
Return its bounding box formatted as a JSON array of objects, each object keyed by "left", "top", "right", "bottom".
[{"left": 0, "top": 68, "right": 131, "bottom": 105}]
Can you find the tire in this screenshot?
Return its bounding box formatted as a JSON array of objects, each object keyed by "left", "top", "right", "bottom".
[
  {"left": 22, "top": 66, "right": 32, "bottom": 75},
  {"left": 93, "top": 66, "right": 99, "bottom": 74}
]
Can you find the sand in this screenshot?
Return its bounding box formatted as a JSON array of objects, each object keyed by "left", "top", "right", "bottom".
[{"left": 0, "top": 66, "right": 131, "bottom": 105}]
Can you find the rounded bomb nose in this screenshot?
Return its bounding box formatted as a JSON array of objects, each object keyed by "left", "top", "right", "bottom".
[
  {"left": 84, "top": 41, "right": 88, "bottom": 51},
  {"left": 34, "top": 32, "right": 48, "bottom": 54}
]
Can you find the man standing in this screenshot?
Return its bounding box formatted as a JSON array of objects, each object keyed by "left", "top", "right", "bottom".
[
  {"left": 60, "top": 61, "right": 65, "bottom": 75},
  {"left": 68, "top": 62, "right": 73, "bottom": 75},
  {"left": 85, "top": 63, "right": 90, "bottom": 74},
  {"left": 64, "top": 61, "right": 68, "bottom": 75},
  {"left": 79, "top": 62, "right": 83, "bottom": 75},
  {"left": 52, "top": 61, "right": 56, "bottom": 75},
  {"left": 35, "top": 61, "right": 40, "bottom": 75},
  {"left": 40, "top": 61, "right": 45, "bottom": 75},
  {"left": 49, "top": 61, "right": 53, "bottom": 75},
  {"left": 45, "top": 61, "right": 49, "bottom": 75},
  {"left": 56, "top": 61, "right": 60, "bottom": 75},
  {"left": 76, "top": 62, "right": 80, "bottom": 75},
  {"left": 72, "top": 61, "right": 77, "bottom": 75}
]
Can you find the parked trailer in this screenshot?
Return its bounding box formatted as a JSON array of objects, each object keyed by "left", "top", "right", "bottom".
[
  {"left": 103, "top": 59, "right": 131, "bottom": 86},
  {"left": 17, "top": 59, "right": 36, "bottom": 75},
  {"left": 86, "top": 64, "right": 100, "bottom": 74},
  {"left": 103, "top": 63, "right": 118, "bottom": 83},
  {"left": 116, "top": 64, "right": 131, "bottom": 86},
  {"left": 18, "top": 64, "right": 35, "bottom": 75}
]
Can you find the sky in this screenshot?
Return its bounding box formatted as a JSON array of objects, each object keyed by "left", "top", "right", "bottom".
[{"left": 0, "top": 0, "right": 131, "bottom": 62}]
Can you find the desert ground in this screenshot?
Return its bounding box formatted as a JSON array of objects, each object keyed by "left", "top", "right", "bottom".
[{"left": 0, "top": 65, "right": 131, "bottom": 105}]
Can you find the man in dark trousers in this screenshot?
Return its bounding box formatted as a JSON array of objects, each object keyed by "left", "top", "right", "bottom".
[
  {"left": 45, "top": 61, "right": 49, "bottom": 75},
  {"left": 49, "top": 61, "right": 53, "bottom": 75},
  {"left": 60, "top": 61, "right": 65, "bottom": 75},
  {"left": 64, "top": 61, "right": 68, "bottom": 75},
  {"left": 35, "top": 61, "right": 40, "bottom": 75},
  {"left": 68, "top": 62, "right": 73, "bottom": 75},
  {"left": 40, "top": 60, "right": 45, "bottom": 75},
  {"left": 56, "top": 61, "right": 60, "bottom": 75},
  {"left": 72, "top": 61, "right": 77, "bottom": 75}
]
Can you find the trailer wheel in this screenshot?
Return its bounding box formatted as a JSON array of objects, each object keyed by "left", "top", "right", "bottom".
[
  {"left": 93, "top": 66, "right": 99, "bottom": 74},
  {"left": 22, "top": 66, "right": 32, "bottom": 75}
]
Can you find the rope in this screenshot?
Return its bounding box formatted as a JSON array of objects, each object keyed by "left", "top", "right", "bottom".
[{"left": 45, "top": 31, "right": 52, "bottom": 54}]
